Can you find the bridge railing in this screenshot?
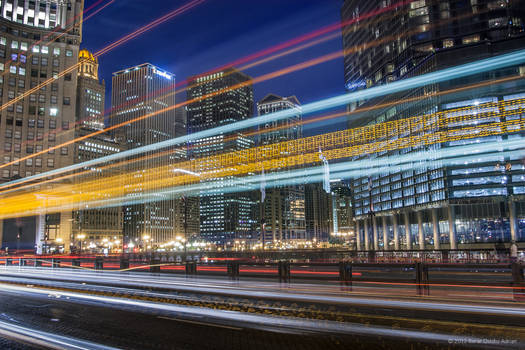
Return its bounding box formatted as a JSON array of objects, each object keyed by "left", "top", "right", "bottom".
[{"left": 0, "top": 254, "right": 523, "bottom": 301}]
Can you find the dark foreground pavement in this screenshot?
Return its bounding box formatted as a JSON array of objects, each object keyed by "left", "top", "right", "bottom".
[{"left": 0, "top": 269, "right": 523, "bottom": 349}]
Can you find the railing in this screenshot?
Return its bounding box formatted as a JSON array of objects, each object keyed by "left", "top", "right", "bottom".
[{"left": 1, "top": 254, "right": 523, "bottom": 301}]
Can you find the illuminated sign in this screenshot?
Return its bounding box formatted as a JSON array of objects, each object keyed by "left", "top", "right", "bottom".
[
  {"left": 153, "top": 68, "right": 172, "bottom": 80},
  {"left": 346, "top": 80, "right": 366, "bottom": 91}
]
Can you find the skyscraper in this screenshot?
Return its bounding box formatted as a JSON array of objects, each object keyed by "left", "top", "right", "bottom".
[
  {"left": 0, "top": 0, "right": 84, "bottom": 253},
  {"left": 341, "top": 0, "right": 525, "bottom": 250},
  {"left": 331, "top": 180, "right": 354, "bottom": 240},
  {"left": 111, "top": 63, "right": 183, "bottom": 245},
  {"left": 256, "top": 94, "right": 306, "bottom": 246},
  {"left": 305, "top": 183, "right": 333, "bottom": 243},
  {"left": 76, "top": 49, "right": 104, "bottom": 129},
  {"left": 187, "top": 68, "right": 255, "bottom": 246},
  {"left": 72, "top": 49, "right": 123, "bottom": 251}
]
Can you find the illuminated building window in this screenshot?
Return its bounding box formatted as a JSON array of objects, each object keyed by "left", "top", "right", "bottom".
[
  {"left": 443, "top": 39, "right": 454, "bottom": 48},
  {"left": 462, "top": 35, "right": 480, "bottom": 44},
  {"left": 514, "top": 187, "right": 525, "bottom": 194},
  {"left": 410, "top": 0, "right": 426, "bottom": 9}
]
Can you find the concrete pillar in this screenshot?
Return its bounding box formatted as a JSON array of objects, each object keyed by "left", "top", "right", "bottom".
[
  {"left": 59, "top": 211, "right": 73, "bottom": 253},
  {"left": 382, "top": 216, "right": 388, "bottom": 250},
  {"left": 355, "top": 220, "right": 361, "bottom": 250},
  {"left": 432, "top": 208, "right": 440, "bottom": 250},
  {"left": 35, "top": 214, "right": 45, "bottom": 255},
  {"left": 404, "top": 212, "right": 412, "bottom": 250},
  {"left": 364, "top": 219, "right": 370, "bottom": 251},
  {"left": 417, "top": 211, "right": 424, "bottom": 250},
  {"left": 447, "top": 206, "right": 457, "bottom": 249},
  {"left": 372, "top": 216, "right": 379, "bottom": 251},
  {"left": 509, "top": 199, "right": 517, "bottom": 242},
  {"left": 393, "top": 214, "right": 400, "bottom": 251}
]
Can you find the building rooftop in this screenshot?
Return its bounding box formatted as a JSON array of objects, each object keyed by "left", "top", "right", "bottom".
[
  {"left": 79, "top": 49, "right": 97, "bottom": 63},
  {"left": 188, "top": 67, "right": 252, "bottom": 84},
  {"left": 258, "top": 94, "right": 300, "bottom": 106},
  {"left": 112, "top": 63, "right": 174, "bottom": 79}
]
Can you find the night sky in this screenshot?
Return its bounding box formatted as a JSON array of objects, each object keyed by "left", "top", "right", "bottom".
[{"left": 82, "top": 0, "right": 346, "bottom": 135}]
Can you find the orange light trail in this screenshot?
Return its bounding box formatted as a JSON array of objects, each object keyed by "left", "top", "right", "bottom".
[
  {"left": 8, "top": 0, "right": 408, "bottom": 159},
  {"left": 93, "top": 0, "right": 205, "bottom": 57},
  {"left": 81, "top": 0, "right": 116, "bottom": 22},
  {"left": 0, "top": 70, "right": 520, "bottom": 197},
  {"left": 0, "top": 0, "right": 206, "bottom": 113},
  {"left": 0, "top": 26, "right": 423, "bottom": 171},
  {"left": 0, "top": 97, "right": 523, "bottom": 219},
  {"left": 0, "top": 0, "right": 112, "bottom": 80},
  {"left": 67, "top": 1, "right": 406, "bottom": 142},
  {"left": 0, "top": 5, "right": 475, "bottom": 173}
]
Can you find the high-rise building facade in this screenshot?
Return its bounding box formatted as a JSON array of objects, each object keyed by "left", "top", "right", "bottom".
[
  {"left": 331, "top": 180, "right": 353, "bottom": 237},
  {"left": 341, "top": 0, "right": 525, "bottom": 250},
  {"left": 187, "top": 68, "right": 256, "bottom": 246},
  {"left": 111, "top": 63, "right": 184, "bottom": 245},
  {"left": 0, "top": 0, "right": 84, "bottom": 252},
  {"left": 305, "top": 182, "right": 333, "bottom": 243},
  {"left": 76, "top": 49, "right": 104, "bottom": 129},
  {"left": 256, "top": 94, "right": 306, "bottom": 246},
  {"left": 72, "top": 49, "right": 123, "bottom": 252}
]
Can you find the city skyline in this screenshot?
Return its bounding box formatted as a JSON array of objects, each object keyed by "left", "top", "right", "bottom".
[
  {"left": 0, "top": 0, "right": 523, "bottom": 251},
  {"left": 81, "top": 0, "right": 347, "bottom": 135},
  {"left": 0, "top": 2, "right": 523, "bottom": 348}
]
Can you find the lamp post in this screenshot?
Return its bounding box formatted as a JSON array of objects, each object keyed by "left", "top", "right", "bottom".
[{"left": 16, "top": 227, "right": 22, "bottom": 255}]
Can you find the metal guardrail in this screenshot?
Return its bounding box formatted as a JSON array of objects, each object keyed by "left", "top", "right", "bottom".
[{"left": 1, "top": 255, "right": 524, "bottom": 301}]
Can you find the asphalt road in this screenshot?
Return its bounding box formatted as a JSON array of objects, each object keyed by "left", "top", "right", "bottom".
[
  {"left": 0, "top": 267, "right": 524, "bottom": 349},
  {"left": 0, "top": 287, "right": 451, "bottom": 350}
]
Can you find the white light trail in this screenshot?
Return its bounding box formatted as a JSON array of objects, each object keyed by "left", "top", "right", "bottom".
[{"left": 3, "top": 49, "right": 525, "bottom": 189}]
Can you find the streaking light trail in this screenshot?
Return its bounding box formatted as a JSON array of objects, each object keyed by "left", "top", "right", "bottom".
[
  {"left": 3, "top": 70, "right": 518, "bottom": 197},
  {"left": 1, "top": 49, "right": 524, "bottom": 189},
  {"left": 4, "top": 8, "right": 477, "bottom": 168},
  {"left": 0, "top": 134, "right": 523, "bottom": 219},
  {"left": 0, "top": 0, "right": 206, "bottom": 113}
]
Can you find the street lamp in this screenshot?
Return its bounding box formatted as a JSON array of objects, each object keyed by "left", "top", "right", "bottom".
[{"left": 16, "top": 227, "right": 22, "bottom": 255}]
